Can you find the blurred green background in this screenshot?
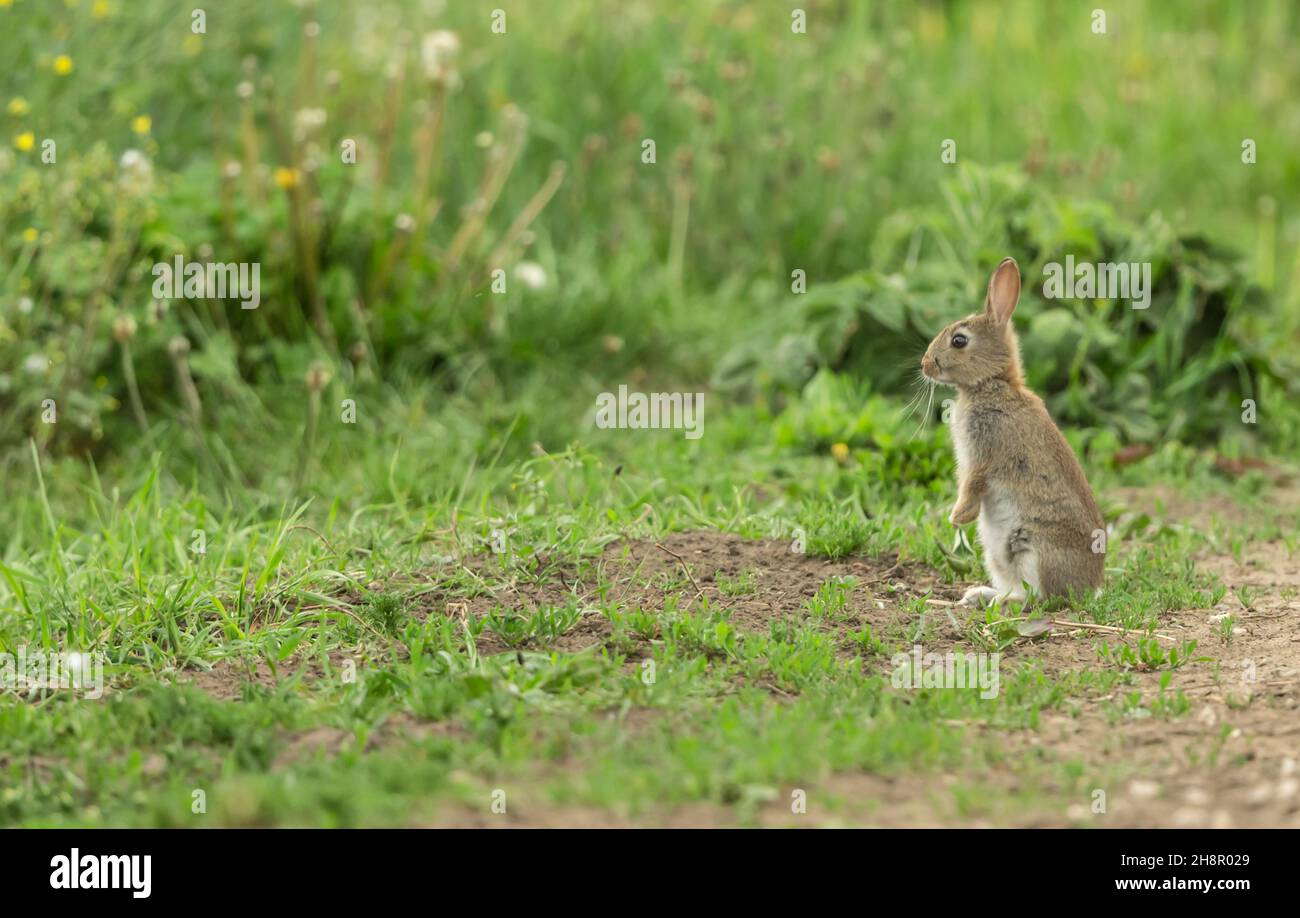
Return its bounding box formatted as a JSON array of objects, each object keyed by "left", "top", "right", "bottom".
[{"left": 2, "top": 0, "right": 1298, "bottom": 475}]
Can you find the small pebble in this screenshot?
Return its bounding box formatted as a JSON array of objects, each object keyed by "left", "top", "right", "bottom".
[
  {"left": 1245, "top": 784, "right": 1273, "bottom": 807},
  {"left": 1129, "top": 779, "right": 1161, "bottom": 800},
  {"left": 1172, "top": 807, "right": 1206, "bottom": 827}
]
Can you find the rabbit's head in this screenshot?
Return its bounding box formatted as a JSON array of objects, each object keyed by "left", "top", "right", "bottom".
[{"left": 921, "top": 257, "right": 1024, "bottom": 388}]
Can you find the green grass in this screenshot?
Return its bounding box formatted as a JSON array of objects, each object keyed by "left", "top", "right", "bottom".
[{"left": 1, "top": 379, "right": 1293, "bottom": 826}]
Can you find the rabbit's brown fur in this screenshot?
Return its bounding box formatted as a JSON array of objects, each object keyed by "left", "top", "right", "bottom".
[{"left": 921, "top": 258, "right": 1104, "bottom": 605}]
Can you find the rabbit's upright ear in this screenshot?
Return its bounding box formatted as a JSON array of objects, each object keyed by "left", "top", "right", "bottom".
[{"left": 984, "top": 257, "right": 1021, "bottom": 325}]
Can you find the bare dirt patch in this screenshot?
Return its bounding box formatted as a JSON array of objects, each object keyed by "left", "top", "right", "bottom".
[
  {"left": 418, "top": 530, "right": 949, "bottom": 656},
  {"left": 182, "top": 659, "right": 287, "bottom": 701},
  {"left": 1106, "top": 480, "right": 1300, "bottom": 532},
  {"left": 273, "top": 714, "right": 465, "bottom": 768},
  {"left": 178, "top": 652, "right": 347, "bottom": 701}
]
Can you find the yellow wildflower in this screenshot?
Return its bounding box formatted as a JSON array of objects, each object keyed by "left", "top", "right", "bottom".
[
  {"left": 131, "top": 115, "right": 151, "bottom": 134},
  {"left": 830, "top": 442, "right": 850, "bottom": 463},
  {"left": 54, "top": 55, "right": 74, "bottom": 75},
  {"left": 23, "top": 228, "right": 39, "bottom": 243},
  {"left": 14, "top": 131, "right": 34, "bottom": 151},
  {"left": 274, "top": 166, "right": 300, "bottom": 189}
]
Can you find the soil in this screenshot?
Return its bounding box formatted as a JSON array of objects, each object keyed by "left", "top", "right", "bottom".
[
  {"left": 416, "top": 531, "right": 950, "bottom": 656},
  {"left": 180, "top": 652, "right": 344, "bottom": 701}
]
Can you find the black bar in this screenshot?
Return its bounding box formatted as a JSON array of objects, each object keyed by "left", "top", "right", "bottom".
[{"left": 2, "top": 828, "right": 1283, "bottom": 903}]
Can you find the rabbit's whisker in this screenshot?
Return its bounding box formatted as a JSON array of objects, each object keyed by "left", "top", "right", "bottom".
[
  {"left": 898, "top": 378, "right": 928, "bottom": 425},
  {"left": 910, "top": 380, "right": 936, "bottom": 440}
]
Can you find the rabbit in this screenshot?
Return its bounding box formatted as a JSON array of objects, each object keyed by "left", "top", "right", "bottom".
[{"left": 920, "top": 257, "right": 1105, "bottom": 606}]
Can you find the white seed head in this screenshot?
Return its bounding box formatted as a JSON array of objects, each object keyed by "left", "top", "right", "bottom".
[{"left": 514, "top": 261, "right": 547, "bottom": 290}]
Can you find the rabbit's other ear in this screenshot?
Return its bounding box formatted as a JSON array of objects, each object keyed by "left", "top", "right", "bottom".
[{"left": 984, "top": 257, "right": 1021, "bottom": 325}]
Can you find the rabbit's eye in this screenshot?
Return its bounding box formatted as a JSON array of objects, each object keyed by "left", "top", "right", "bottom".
[{"left": 951, "top": 333, "right": 969, "bottom": 349}]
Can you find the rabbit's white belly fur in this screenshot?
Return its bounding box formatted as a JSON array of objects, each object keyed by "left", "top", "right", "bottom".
[{"left": 978, "top": 485, "right": 1040, "bottom": 596}]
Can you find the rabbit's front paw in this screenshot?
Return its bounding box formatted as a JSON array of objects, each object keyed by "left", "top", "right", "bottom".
[{"left": 949, "top": 502, "right": 979, "bottom": 526}]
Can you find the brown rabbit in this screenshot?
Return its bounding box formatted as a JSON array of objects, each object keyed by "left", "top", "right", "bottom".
[{"left": 920, "top": 257, "right": 1104, "bottom": 605}]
